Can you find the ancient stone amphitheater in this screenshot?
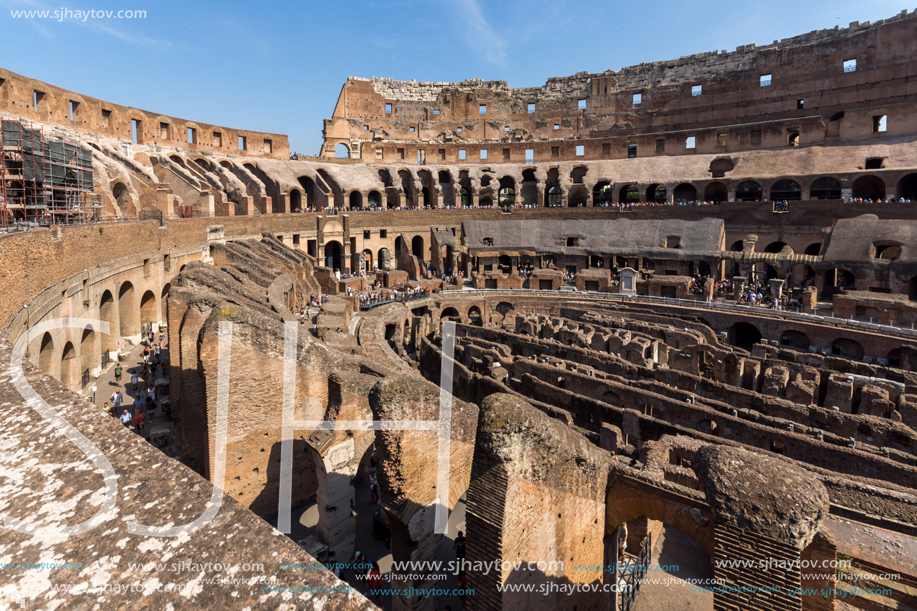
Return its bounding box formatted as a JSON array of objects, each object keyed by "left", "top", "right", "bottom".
[{"left": 1, "top": 11, "right": 916, "bottom": 611}]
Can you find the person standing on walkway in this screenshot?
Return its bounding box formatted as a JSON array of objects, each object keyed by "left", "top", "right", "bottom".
[
  {"left": 119, "top": 409, "right": 132, "bottom": 428},
  {"left": 146, "top": 394, "right": 156, "bottom": 423},
  {"left": 158, "top": 331, "right": 165, "bottom": 348},
  {"left": 114, "top": 365, "right": 123, "bottom": 387},
  {"left": 110, "top": 389, "right": 123, "bottom": 411},
  {"left": 135, "top": 409, "right": 145, "bottom": 435},
  {"left": 130, "top": 370, "right": 139, "bottom": 392},
  {"left": 452, "top": 531, "right": 466, "bottom": 568},
  {"left": 142, "top": 346, "right": 151, "bottom": 364}
]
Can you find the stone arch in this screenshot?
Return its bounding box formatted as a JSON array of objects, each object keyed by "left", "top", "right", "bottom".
[
  {"left": 118, "top": 282, "right": 139, "bottom": 339},
  {"left": 100, "top": 290, "right": 117, "bottom": 353},
  {"left": 703, "top": 182, "right": 728, "bottom": 203},
  {"left": 646, "top": 184, "right": 667, "bottom": 203},
  {"left": 60, "top": 341, "right": 77, "bottom": 390},
  {"left": 673, "top": 183, "right": 697, "bottom": 203},
  {"left": 80, "top": 328, "right": 96, "bottom": 381},
  {"left": 38, "top": 332, "right": 56, "bottom": 378},
  {"left": 324, "top": 241, "right": 343, "bottom": 271},
  {"left": 161, "top": 283, "right": 171, "bottom": 322},
  {"left": 495, "top": 302, "right": 513, "bottom": 317},
  {"left": 362, "top": 249, "right": 373, "bottom": 271},
  {"left": 140, "top": 290, "right": 157, "bottom": 328},
  {"left": 809, "top": 177, "right": 841, "bottom": 199},
  {"left": 763, "top": 241, "right": 790, "bottom": 254},
  {"left": 832, "top": 338, "right": 865, "bottom": 360},
  {"left": 438, "top": 170, "right": 455, "bottom": 207},
  {"left": 605, "top": 490, "right": 714, "bottom": 557},
  {"left": 546, "top": 186, "right": 563, "bottom": 207},
  {"left": 804, "top": 243, "right": 822, "bottom": 256},
  {"left": 412, "top": 235, "right": 425, "bottom": 261},
  {"left": 567, "top": 185, "right": 588, "bottom": 207},
  {"left": 441, "top": 307, "right": 460, "bottom": 321},
  {"left": 169, "top": 154, "right": 185, "bottom": 166},
  {"left": 467, "top": 306, "right": 483, "bottom": 326},
  {"left": 896, "top": 173, "right": 917, "bottom": 201},
  {"left": 619, "top": 184, "right": 639, "bottom": 203},
  {"left": 334, "top": 143, "right": 350, "bottom": 158},
  {"left": 368, "top": 190, "right": 382, "bottom": 208},
  {"left": 520, "top": 169, "right": 538, "bottom": 207},
  {"left": 735, "top": 180, "right": 762, "bottom": 202},
  {"left": 112, "top": 181, "right": 134, "bottom": 215},
  {"left": 592, "top": 181, "right": 613, "bottom": 206},
  {"left": 770, "top": 179, "right": 802, "bottom": 201},
  {"left": 727, "top": 322, "right": 761, "bottom": 351},
  {"left": 289, "top": 188, "right": 302, "bottom": 212},
  {"left": 779, "top": 330, "right": 810, "bottom": 350},
  {"left": 852, "top": 175, "right": 885, "bottom": 201},
  {"left": 348, "top": 190, "right": 363, "bottom": 210},
  {"left": 298, "top": 176, "right": 323, "bottom": 209}
]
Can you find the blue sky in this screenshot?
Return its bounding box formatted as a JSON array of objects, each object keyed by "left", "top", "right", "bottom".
[{"left": 0, "top": 0, "right": 909, "bottom": 155}]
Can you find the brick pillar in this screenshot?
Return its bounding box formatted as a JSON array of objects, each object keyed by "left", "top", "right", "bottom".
[
  {"left": 264, "top": 196, "right": 273, "bottom": 215},
  {"left": 703, "top": 277, "right": 715, "bottom": 301},
  {"left": 802, "top": 286, "right": 817, "bottom": 314},
  {"left": 466, "top": 394, "right": 609, "bottom": 611}
]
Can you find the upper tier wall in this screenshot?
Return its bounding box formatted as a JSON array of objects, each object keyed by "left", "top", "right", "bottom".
[
  {"left": 323, "top": 10, "right": 917, "bottom": 159},
  {"left": 0, "top": 67, "right": 289, "bottom": 159}
]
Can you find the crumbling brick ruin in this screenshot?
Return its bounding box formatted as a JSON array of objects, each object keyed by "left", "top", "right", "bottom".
[{"left": 2, "top": 9, "right": 917, "bottom": 611}]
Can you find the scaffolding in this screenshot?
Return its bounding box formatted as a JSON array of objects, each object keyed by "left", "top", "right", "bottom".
[{"left": 1, "top": 117, "right": 101, "bottom": 229}]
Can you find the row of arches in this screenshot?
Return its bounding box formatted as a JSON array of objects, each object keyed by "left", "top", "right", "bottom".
[
  {"left": 283, "top": 172, "right": 917, "bottom": 210},
  {"left": 322, "top": 235, "right": 427, "bottom": 271},
  {"left": 35, "top": 282, "right": 169, "bottom": 391},
  {"left": 725, "top": 322, "right": 869, "bottom": 360}
]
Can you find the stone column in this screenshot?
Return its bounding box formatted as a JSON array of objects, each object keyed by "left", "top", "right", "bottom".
[
  {"left": 802, "top": 286, "right": 817, "bottom": 314},
  {"left": 733, "top": 276, "right": 747, "bottom": 302},
  {"left": 769, "top": 279, "right": 785, "bottom": 300},
  {"left": 703, "top": 278, "right": 715, "bottom": 302}
]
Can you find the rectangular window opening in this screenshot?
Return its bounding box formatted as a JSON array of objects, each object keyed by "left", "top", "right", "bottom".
[
  {"left": 578, "top": 99, "right": 587, "bottom": 110},
  {"left": 163, "top": 254, "right": 170, "bottom": 271},
  {"left": 797, "top": 99, "right": 804, "bottom": 109},
  {"left": 363, "top": 230, "right": 371, "bottom": 239},
  {"left": 843, "top": 58, "right": 857, "bottom": 73},
  {"left": 458, "top": 149, "right": 466, "bottom": 160},
  {"left": 575, "top": 145, "right": 585, "bottom": 156},
  {"left": 433, "top": 109, "right": 440, "bottom": 115},
  {"left": 380, "top": 230, "right": 387, "bottom": 238},
  {"left": 787, "top": 129, "right": 800, "bottom": 146},
  {"left": 131, "top": 119, "right": 141, "bottom": 145},
  {"left": 479, "top": 104, "right": 487, "bottom": 115},
  {"left": 553, "top": 124, "right": 560, "bottom": 130},
  {"left": 264, "top": 138, "right": 272, "bottom": 154},
  {"left": 239, "top": 135, "right": 247, "bottom": 150},
  {"left": 525, "top": 149, "right": 534, "bottom": 163},
  {"left": 504, "top": 126, "right": 510, "bottom": 132},
  {"left": 33, "top": 90, "right": 44, "bottom": 112},
  {"left": 457, "top": 127, "right": 463, "bottom": 133},
  {"left": 656, "top": 139, "right": 665, "bottom": 153},
  {"left": 439, "top": 149, "right": 446, "bottom": 160},
  {"left": 633, "top": 93, "right": 642, "bottom": 105},
  {"left": 628, "top": 144, "right": 637, "bottom": 159},
  {"left": 551, "top": 146, "right": 559, "bottom": 158},
  {"left": 527, "top": 103, "right": 536, "bottom": 113},
  {"left": 873, "top": 115, "right": 887, "bottom": 133},
  {"left": 502, "top": 148, "right": 510, "bottom": 160},
  {"left": 385, "top": 103, "right": 393, "bottom": 114},
  {"left": 717, "top": 133, "right": 727, "bottom": 147},
  {"left": 686, "top": 136, "right": 696, "bottom": 149},
  {"left": 760, "top": 74, "right": 772, "bottom": 87},
  {"left": 363, "top": 125, "right": 369, "bottom": 130},
  {"left": 691, "top": 85, "right": 702, "bottom": 97},
  {"left": 409, "top": 126, "right": 415, "bottom": 133},
  {"left": 160, "top": 122, "right": 170, "bottom": 139},
  {"left": 480, "top": 149, "right": 488, "bottom": 160},
  {"left": 397, "top": 148, "right": 405, "bottom": 160},
  {"left": 213, "top": 131, "right": 222, "bottom": 147},
  {"left": 187, "top": 127, "right": 196, "bottom": 145},
  {"left": 865, "top": 157, "right": 884, "bottom": 170},
  {"left": 69, "top": 100, "right": 79, "bottom": 122},
  {"left": 602, "top": 143, "right": 610, "bottom": 155}
]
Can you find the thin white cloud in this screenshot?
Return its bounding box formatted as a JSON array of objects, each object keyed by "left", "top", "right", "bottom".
[{"left": 445, "top": 0, "right": 507, "bottom": 65}]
